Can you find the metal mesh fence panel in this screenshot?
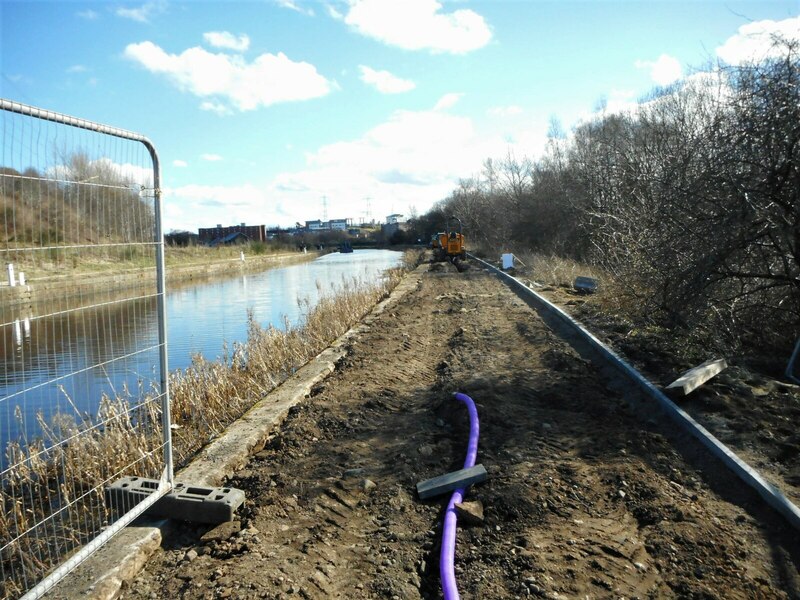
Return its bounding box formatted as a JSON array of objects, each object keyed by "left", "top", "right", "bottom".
[{"left": 0, "top": 100, "right": 172, "bottom": 600}]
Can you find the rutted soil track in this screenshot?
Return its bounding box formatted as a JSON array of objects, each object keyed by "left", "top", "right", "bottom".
[{"left": 124, "top": 264, "right": 800, "bottom": 599}]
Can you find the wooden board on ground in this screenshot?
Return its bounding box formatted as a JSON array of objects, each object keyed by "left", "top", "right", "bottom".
[
  {"left": 416, "top": 464, "right": 488, "bottom": 500},
  {"left": 666, "top": 358, "right": 728, "bottom": 396}
]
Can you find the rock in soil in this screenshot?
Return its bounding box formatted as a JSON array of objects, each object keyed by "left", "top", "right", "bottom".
[
  {"left": 454, "top": 500, "right": 484, "bottom": 525},
  {"left": 199, "top": 520, "right": 241, "bottom": 544}
]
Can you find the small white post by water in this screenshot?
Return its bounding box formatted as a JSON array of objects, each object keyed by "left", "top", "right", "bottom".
[
  {"left": 13, "top": 319, "right": 22, "bottom": 346},
  {"left": 303, "top": 246, "right": 308, "bottom": 254},
  {"left": 7, "top": 263, "right": 16, "bottom": 287},
  {"left": 240, "top": 251, "right": 245, "bottom": 262},
  {"left": 23, "top": 317, "right": 31, "bottom": 339},
  {"left": 18, "top": 271, "right": 26, "bottom": 286}
]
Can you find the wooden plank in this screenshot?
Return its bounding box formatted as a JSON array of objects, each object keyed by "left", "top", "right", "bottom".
[
  {"left": 416, "top": 464, "right": 488, "bottom": 500},
  {"left": 666, "top": 358, "right": 728, "bottom": 396}
]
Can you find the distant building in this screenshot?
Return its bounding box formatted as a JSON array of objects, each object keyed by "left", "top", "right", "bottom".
[
  {"left": 386, "top": 214, "right": 404, "bottom": 225},
  {"left": 304, "top": 218, "right": 352, "bottom": 232},
  {"left": 266, "top": 226, "right": 300, "bottom": 239},
  {"left": 210, "top": 231, "right": 249, "bottom": 246},
  {"left": 198, "top": 223, "right": 265, "bottom": 245},
  {"left": 382, "top": 221, "right": 410, "bottom": 238}
]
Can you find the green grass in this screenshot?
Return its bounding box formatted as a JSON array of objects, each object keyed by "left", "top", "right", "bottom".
[{"left": 1, "top": 241, "right": 301, "bottom": 281}]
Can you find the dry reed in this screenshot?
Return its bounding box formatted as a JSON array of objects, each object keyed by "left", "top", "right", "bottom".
[
  {"left": 1, "top": 263, "right": 406, "bottom": 599},
  {"left": 513, "top": 251, "right": 600, "bottom": 289}
]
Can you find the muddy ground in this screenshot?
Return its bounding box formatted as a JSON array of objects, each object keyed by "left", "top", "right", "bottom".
[
  {"left": 123, "top": 262, "right": 800, "bottom": 599},
  {"left": 533, "top": 281, "right": 800, "bottom": 512}
]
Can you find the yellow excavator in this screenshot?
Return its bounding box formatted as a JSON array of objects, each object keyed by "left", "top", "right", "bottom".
[
  {"left": 433, "top": 216, "right": 467, "bottom": 264},
  {"left": 444, "top": 216, "right": 466, "bottom": 261}
]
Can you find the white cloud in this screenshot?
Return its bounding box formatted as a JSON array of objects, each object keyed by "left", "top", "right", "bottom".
[
  {"left": 260, "top": 104, "right": 549, "bottom": 227},
  {"left": 604, "top": 89, "right": 639, "bottom": 114},
  {"left": 274, "top": 0, "right": 315, "bottom": 16},
  {"left": 162, "top": 103, "right": 553, "bottom": 230},
  {"left": 573, "top": 89, "right": 637, "bottom": 124},
  {"left": 344, "top": 0, "right": 492, "bottom": 54},
  {"left": 635, "top": 54, "right": 682, "bottom": 86},
  {"left": 170, "top": 184, "right": 260, "bottom": 205},
  {"left": 203, "top": 31, "right": 251, "bottom": 52},
  {"left": 433, "top": 92, "right": 463, "bottom": 111},
  {"left": 77, "top": 9, "right": 98, "bottom": 20},
  {"left": 67, "top": 65, "right": 88, "bottom": 73},
  {"left": 163, "top": 183, "right": 271, "bottom": 231},
  {"left": 49, "top": 158, "right": 153, "bottom": 188},
  {"left": 716, "top": 16, "right": 800, "bottom": 66},
  {"left": 116, "top": 1, "right": 166, "bottom": 23},
  {"left": 199, "top": 100, "right": 234, "bottom": 115},
  {"left": 487, "top": 105, "right": 523, "bottom": 117},
  {"left": 124, "top": 41, "right": 333, "bottom": 111},
  {"left": 172, "top": 159, "right": 188, "bottom": 167},
  {"left": 325, "top": 3, "right": 344, "bottom": 20},
  {"left": 577, "top": 72, "right": 734, "bottom": 130},
  {"left": 201, "top": 154, "right": 223, "bottom": 162},
  {"left": 358, "top": 65, "right": 415, "bottom": 94}
]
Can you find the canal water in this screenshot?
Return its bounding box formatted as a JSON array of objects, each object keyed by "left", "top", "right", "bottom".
[{"left": 1, "top": 250, "right": 402, "bottom": 451}]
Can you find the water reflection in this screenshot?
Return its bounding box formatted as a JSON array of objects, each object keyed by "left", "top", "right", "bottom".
[{"left": 1, "top": 250, "right": 401, "bottom": 447}]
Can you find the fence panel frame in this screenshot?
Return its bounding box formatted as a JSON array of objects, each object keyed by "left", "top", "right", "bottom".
[{"left": 0, "top": 98, "right": 173, "bottom": 599}]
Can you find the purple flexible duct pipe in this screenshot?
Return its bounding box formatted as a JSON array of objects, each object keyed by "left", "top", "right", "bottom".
[{"left": 440, "top": 392, "right": 480, "bottom": 600}]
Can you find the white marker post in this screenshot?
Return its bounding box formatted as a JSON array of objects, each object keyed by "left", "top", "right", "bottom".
[
  {"left": 13, "top": 319, "right": 22, "bottom": 346},
  {"left": 7, "top": 263, "right": 16, "bottom": 287}
]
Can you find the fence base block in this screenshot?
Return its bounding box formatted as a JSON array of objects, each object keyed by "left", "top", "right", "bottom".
[
  {"left": 106, "top": 477, "right": 244, "bottom": 524},
  {"left": 574, "top": 276, "right": 598, "bottom": 293}
]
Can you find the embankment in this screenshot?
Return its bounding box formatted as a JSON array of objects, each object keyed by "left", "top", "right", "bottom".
[{"left": 0, "top": 251, "right": 321, "bottom": 315}]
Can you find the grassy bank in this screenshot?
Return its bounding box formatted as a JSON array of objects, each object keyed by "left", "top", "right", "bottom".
[
  {"left": 0, "top": 255, "right": 414, "bottom": 599},
  {"left": 2, "top": 241, "right": 304, "bottom": 282}
]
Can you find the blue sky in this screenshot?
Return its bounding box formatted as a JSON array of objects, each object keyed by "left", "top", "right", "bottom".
[{"left": 2, "top": 1, "right": 798, "bottom": 232}]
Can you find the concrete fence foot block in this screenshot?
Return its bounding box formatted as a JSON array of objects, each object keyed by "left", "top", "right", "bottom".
[
  {"left": 106, "top": 477, "right": 245, "bottom": 524},
  {"left": 573, "top": 276, "right": 598, "bottom": 293}
]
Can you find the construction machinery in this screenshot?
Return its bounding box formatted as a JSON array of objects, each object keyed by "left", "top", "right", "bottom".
[
  {"left": 444, "top": 216, "right": 466, "bottom": 261},
  {"left": 432, "top": 216, "right": 467, "bottom": 265}
]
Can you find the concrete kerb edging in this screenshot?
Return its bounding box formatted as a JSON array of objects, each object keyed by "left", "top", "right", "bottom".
[
  {"left": 470, "top": 254, "right": 800, "bottom": 533},
  {"left": 46, "top": 264, "right": 426, "bottom": 600},
  {"left": 178, "top": 264, "right": 425, "bottom": 488}
]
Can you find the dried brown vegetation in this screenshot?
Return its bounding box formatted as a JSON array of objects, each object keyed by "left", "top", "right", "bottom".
[
  {"left": 1, "top": 266, "right": 406, "bottom": 599},
  {"left": 413, "top": 39, "right": 799, "bottom": 355}
]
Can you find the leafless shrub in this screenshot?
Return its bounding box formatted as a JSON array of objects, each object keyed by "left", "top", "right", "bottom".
[{"left": 422, "top": 37, "right": 798, "bottom": 352}]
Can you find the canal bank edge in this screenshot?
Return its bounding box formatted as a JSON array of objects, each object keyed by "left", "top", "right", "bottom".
[
  {"left": 1, "top": 251, "right": 323, "bottom": 311},
  {"left": 45, "top": 263, "right": 426, "bottom": 600}
]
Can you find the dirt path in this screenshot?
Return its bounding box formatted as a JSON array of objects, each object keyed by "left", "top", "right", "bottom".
[{"left": 123, "top": 264, "right": 800, "bottom": 599}]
